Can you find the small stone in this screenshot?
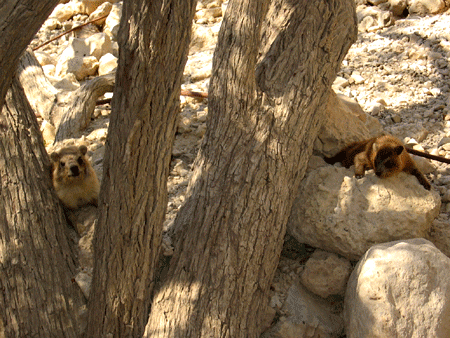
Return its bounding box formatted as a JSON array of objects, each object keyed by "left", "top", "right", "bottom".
[
  {"left": 300, "top": 250, "right": 352, "bottom": 298},
  {"left": 350, "top": 72, "right": 365, "bottom": 84},
  {"left": 98, "top": 53, "right": 118, "bottom": 75},
  {"left": 88, "top": 1, "right": 113, "bottom": 25},
  {"left": 413, "top": 144, "right": 425, "bottom": 152},
  {"left": 438, "top": 137, "right": 450, "bottom": 147},
  {"left": 392, "top": 114, "right": 402, "bottom": 123}
]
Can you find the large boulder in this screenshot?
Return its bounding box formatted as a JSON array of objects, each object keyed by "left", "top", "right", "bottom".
[
  {"left": 314, "top": 91, "right": 382, "bottom": 157},
  {"left": 287, "top": 161, "right": 441, "bottom": 260},
  {"left": 345, "top": 239, "right": 450, "bottom": 337}
]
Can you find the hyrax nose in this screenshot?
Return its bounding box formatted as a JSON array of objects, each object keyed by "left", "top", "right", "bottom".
[{"left": 70, "top": 165, "right": 80, "bottom": 176}]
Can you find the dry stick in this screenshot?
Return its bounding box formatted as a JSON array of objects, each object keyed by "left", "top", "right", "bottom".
[
  {"left": 32, "top": 14, "right": 109, "bottom": 51},
  {"left": 406, "top": 147, "right": 450, "bottom": 164},
  {"left": 95, "top": 89, "right": 208, "bottom": 106}
]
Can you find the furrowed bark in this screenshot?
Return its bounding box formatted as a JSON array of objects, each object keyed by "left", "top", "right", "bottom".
[
  {"left": 0, "top": 76, "right": 86, "bottom": 337},
  {"left": 85, "top": 0, "right": 197, "bottom": 337},
  {"left": 145, "top": 0, "right": 357, "bottom": 337}
]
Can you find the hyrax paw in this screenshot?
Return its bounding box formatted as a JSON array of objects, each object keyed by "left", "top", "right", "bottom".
[{"left": 355, "top": 174, "right": 364, "bottom": 179}]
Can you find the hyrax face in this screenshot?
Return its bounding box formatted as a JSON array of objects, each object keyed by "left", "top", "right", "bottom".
[
  {"left": 371, "top": 139, "right": 404, "bottom": 179},
  {"left": 372, "top": 144, "right": 404, "bottom": 178},
  {"left": 50, "top": 145, "right": 99, "bottom": 209},
  {"left": 51, "top": 145, "right": 89, "bottom": 185}
]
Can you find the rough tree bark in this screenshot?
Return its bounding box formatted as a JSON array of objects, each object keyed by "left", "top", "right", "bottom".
[
  {"left": 85, "top": 0, "right": 197, "bottom": 337},
  {"left": 0, "top": 77, "right": 86, "bottom": 337},
  {"left": 145, "top": 0, "right": 357, "bottom": 337},
  {"left": 0, "top": 0, "right": 58, "bottom": 111}
]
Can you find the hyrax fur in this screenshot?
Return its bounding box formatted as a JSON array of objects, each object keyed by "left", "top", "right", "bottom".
[
  {"left": 50, "top": 145, "right": 100, "bottom": 209},
  {"left": 325, "top": 135, "right": 431, "bottom": 190}
]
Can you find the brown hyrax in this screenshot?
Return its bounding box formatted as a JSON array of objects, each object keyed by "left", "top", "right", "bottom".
[
  {"left": 325, "top": 135, "right": 430, "bottom": 190},
  {"left": 50, "top": 145, "right": 100, "bottom": 209}
]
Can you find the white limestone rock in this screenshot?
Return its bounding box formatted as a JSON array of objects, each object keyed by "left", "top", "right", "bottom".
[
  {"left": 356, "top": 5, "right": 394, "bottom": 32},
  {"left": 55, "top": 38, "right": 90, "bottom": 77},
  {"left": 300, "top": 250, "right": 352, "bottom": 299},
  {"left": 408, "top": 0, "right": 448, "bottom": 14},
  {"left": 104, "top": 2, "right": 122, "bottom": 41},
  {"left": 88, "top": 1, "right": 113, "bottom": 25},
  {"left": 86, "top": 33, "right": 112, "bottom": 60},
  {"left": 53, "top": 73, "right": 81, "bottom": 91},
  {"left": 98, "top": 53, "right": 118, "bottom": 75},
  {"left": 57, "top": 55, "right": 99, "bottom": 80},
  {"left": 55, "top": 37, "right": 104, "bottom": 79},
  {"left": 427, "top": 218, "right": 450, "bottom": 258},
  {"left": 34, "top": 51, "right": 56, "bottom": 67},
  {"left": 344, "top": 239, "right": 450, "bottom": 338},
  {"left": 81, "top": 0, "right": 109, "bottom": 15},
  {"left": 287, "top": 165, "right": 441, "bottom": 260},
  {"left": 314, "top": 91, "right": 382, "bottom": 157},
  {"left": 50, "top": 2, "right": 85, "bottom": 22}
]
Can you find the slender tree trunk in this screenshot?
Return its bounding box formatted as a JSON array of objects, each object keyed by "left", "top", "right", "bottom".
[
  {"left": 85, "top": 0, "right": 197, "bottom": 337},
  {"left": 145, "top": 0, "right": 357, "bottom": 337},
  {"left": 0, "top": 77, "right": 86, "bottom": 337},
  {"left": 0, "top": 0, "right": 58, "bottom": 111}
]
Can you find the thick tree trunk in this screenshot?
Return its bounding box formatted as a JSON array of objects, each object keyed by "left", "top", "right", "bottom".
[
  {"left": 145, "top": 0, "right": 357, "bottom": 337},
  {"left": 0, "top": 77, "right": 86, "bottom": 337},
  {"left": 85, "top": 0, "right": 197, "bottom": 337},
  {"left": 0, "top": 0, "right": 58, "bottom": 111}
]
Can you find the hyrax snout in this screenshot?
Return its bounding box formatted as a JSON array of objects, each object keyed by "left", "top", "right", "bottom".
[{"left": 50, "top": 145, "right": 100, "bottom": 209}]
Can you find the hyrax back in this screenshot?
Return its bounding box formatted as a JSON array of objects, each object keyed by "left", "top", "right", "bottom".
[
  {"left": 50, "top": 145, "right": 100, "bottom": 209},
  {"left": 326, "top": 135, "right": 431, "bottom": 190}
]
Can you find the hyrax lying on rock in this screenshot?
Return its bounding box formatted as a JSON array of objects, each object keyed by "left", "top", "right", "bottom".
[
  {"left": 50, "top": 145, "right": 100, "bottom": 209},
  {"left": 325, "top": 135, "right": 431, "bottom": 190}
]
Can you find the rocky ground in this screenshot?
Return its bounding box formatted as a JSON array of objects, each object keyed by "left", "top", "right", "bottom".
[{"left": 29, "top": 0, "right": 450, "bottom": 336}]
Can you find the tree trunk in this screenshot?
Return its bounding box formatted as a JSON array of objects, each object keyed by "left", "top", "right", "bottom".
[
  {"left": 85, "top": 0, "right": 197, "bottom": 337},
  {"left": 0, "top": 77, "right": 86, "bottom": 337},
  {"left": 145, "top": 0, "right": 357, "bottom": 337},
  {"left": 0, "top": 0, "right": 58, "bottom": 111}
]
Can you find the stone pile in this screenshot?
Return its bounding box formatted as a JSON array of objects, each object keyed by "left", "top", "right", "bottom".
[{"left": 28, "top": 0, "right": 450, "bottom": 336}]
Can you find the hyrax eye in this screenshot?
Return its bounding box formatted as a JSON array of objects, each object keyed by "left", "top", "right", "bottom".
[
  {"left": 77, "top": 157, "right": 84, "bottom": 165},
  {"left": 384, "top": 161, "right": 395, "bottom": 169},
  {"left": 60, "top": 161, "right": 66, "bottom": 167}
]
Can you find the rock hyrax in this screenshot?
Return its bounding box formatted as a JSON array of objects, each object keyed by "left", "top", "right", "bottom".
[{"left": 50, "top": 145, "right": 100, "bottom": 209}]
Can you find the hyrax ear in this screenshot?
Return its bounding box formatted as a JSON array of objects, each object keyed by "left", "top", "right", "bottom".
[
  {"left": 394, "top": 145, "right": 404, "bottom": 155},
  {"left": 372, "top": 142, "right": 379, "bottom": 153},
  {"left": 50, "top": 152, "right": 60, "bottom": 162},
  {"left": 78, "top": 145, "right": 88, "bottom": 156}
]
